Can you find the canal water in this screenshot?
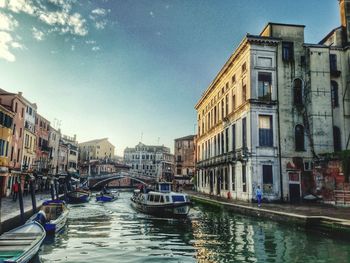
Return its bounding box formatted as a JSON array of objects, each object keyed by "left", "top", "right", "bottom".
[{"left": 35, "top": 191, "right": 350, "bottom": 263}]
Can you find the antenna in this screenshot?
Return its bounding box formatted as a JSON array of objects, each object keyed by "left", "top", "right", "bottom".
[
  {"left": 141, "top": 132, "right": 143, "bottom": 143},
  {"left": 157, "top": 137, "right": 160, "bottom": 145}
]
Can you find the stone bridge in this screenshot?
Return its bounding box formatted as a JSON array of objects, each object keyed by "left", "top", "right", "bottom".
[{"left": 88, "top": 171, "right": 157, "bottom": 189}]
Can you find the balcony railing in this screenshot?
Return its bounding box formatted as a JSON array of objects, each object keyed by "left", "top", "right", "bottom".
[{"left": 196, "top": 148, "right": 249, "bottom": 169}]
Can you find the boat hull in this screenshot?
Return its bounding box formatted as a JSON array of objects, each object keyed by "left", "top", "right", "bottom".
[
  {"left": 96, "top": 194, "right": 116, "bottom": 202},
  {"left": 44, "top": 210, "right": 69, "bottom": 234},
  {"left": 67, "top": 191, "right": 91, "bottom": 204},
  {"left": 130, "top": 199, "right": 191, "bottom": 218},
  {"left": 0, "top": 222, "right": 46, "bottom": 263}
]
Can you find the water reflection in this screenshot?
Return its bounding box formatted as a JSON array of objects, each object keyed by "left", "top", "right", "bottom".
[
  {"left": 35, "top": 192, "right": 350, "bottom": 263},
  {"left": 191, "top": 204, "right": 350, "bottom": 263}
]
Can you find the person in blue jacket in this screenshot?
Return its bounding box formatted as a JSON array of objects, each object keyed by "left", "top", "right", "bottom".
[{"left": 256, "top": 185, "right": 263, "bottom": 207}]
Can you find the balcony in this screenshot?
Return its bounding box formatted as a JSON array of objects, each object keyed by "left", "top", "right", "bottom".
[{"left": 196, "top": 151, "right": 236, "bottom": 168}]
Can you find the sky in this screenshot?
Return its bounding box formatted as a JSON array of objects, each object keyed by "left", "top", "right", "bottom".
[{"left": 0, "top": 0, "right": 340, "bottom": 156}]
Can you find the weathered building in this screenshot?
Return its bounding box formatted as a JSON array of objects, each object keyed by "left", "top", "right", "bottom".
[
  {"left": 48, "top": 127, "right": 61, "bottom": 175},
  {"left": 124, "top": 142, "right": 174, "bottom": 181},
  {"left": 21, "top": 97, "right": 37, "bottom": 172},
  {"left": 79, "top": 138, "right": 115, "bottom": 161},
  {"left": 0, "top": 90, "right": 26, "bottom": 171},
  {"left": 34, "top": 113, "right": 50, "bottom": 173},
  {"left": 174, "top": 135, "right": 196, "bottom": 177},
  {"left": 60, "top": 134, "right": 78, "bottom": 172},
  {"left": 0, "top": 104, "right": 14, "bottom": 196},
  {"left": 195, "top": 1, "right": 350, "bottom": 202}
]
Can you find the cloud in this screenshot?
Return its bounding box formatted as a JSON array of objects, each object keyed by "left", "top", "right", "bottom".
[
  {"left": 85, "top": 40, "right": 96, "bottom": 45},
  {"left": 149, "top": 11, "right": 154, "bottom": 18},
  {"left": 6, "top": 0, "right": 36, "bottom": 15},
  {"left": 0, "top": 31, "right": 17, "bottom": 61},
  {"left": 32, "top": 27, "right": 44, "bottom": 41},
  {"left": 91, "top": 46, "right": 100, "bottom": 51},
  {"left": 90, "top": 8, "right": 109, "bottom": 30},
  {"left": 91, "top": 8, "right": 106, "bottom": 16},
  {"left": 95, "top": 20, "right": 107, "bottom": 30},
  {"left": 0, "top": 12, "right": 18, "bottom": 31}
]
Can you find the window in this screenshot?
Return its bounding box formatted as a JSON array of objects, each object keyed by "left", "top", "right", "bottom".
[
  {"left": 259, "top": 115, "right": 273, "bottom": 147},
  {"left": 330, "top": 54, "right": 337, "bottom": 72},
  {"left": 224, "top": 167, "right": 228, "bottom": 190},
  {"left": 13, "top": 124, "right": 16, "bottom": 135},
  {"left": 258, "top": 72, "right": 272, "bottom": 101},
  {"left": 221, "top": 100, "right": 224, "bottom": 119},
  {"left": 262, "top": 165, "right": 273, "bottom": 193},
  {"left": 231, "top": 166, "right": 235, "bottom": 191},
  {"left": 21, "top": 108, "right": 24, "bottom": 118},
  {"left": 177, "top": 168, "right": 181, "bottom": 175},
  {"left": 242, "top": 165, "right": 246, "bottom": 192},
  {"left": 232, "top": 95, "right": 236, "bottom": 111},
  {"left": 242, "top": 84, "right": 247, "bottom": 102},
  {"left": 282, "top": 41, "right": 294, "bottom": 61},
  {"left": 214, "top": 106, "right": 217, "bottom": 124},
  {"left": 14, "top": 102, "right": 17, "bottom": 113},
  {"left": 225, "top": 94, "right": 229, "bottom": 116},
  {"left": 241, "top": 62, "right": 247, "bottom": 73},
  {"left": 225, "top": 82, "right": 229, "bottom": 91},
  {"left": 333, "top": 126, "right": 341, "bottom": 152},
  {"left": 242, "top": 118, "right": 247, "bottom": 148},
  {"left": 221, "top": 131, "right": 224, "bottom": 154},
  {"left": 295, "top": 125, "right": 305, "bottom": 151},
  {"left": 225, "top": 128, "right": 229, "bottom": 153},
  {"left": 232, "top": 74, "right": 236, "bottom": 84},
  {"left": 331, "top": 81, "right": 339, "bottom": 108},
  {"left": 232, "top": 124, "right": 236, "bottom": 151},
  {"left": 293, "top": 79, "right": 303, "bottom": 105}
]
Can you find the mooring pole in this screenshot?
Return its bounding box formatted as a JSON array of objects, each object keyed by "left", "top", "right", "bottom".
[
  {"left": 54, "top": 179, "right": 59, "bottom": 200},
  {"left": 50, "top": 180, "right": 55, "bottom": 200},
  {"left": 29, "top": 179, "right": 37, "bottom": 214},
  {"left": 18, "top": 178, "right": 25, "bottom": 224}
]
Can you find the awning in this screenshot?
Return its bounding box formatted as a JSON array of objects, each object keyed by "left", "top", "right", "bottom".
[{"left": 0, "top": 166, "right": 9, "bottom": 175}]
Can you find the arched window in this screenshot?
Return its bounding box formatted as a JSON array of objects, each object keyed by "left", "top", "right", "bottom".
[
  {"left": 293, "top": 79, "right": 303, "bottom": 105},
  {"left": 295, "top": 125, "right": 305, "bottom": 151},
  {"left": 331, "top": 81, "right": 339, "bottom": 108},
  {"left": 333, "top": 126, "right": 341, "bottom": 152}
]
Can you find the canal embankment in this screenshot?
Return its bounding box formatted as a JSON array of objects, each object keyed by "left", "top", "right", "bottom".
[
  {"left": 187, "top": 191, "right": 350, "bottom": 238},
  {"left": 0, "top": 193, "right": 58, "bottom": 234}
]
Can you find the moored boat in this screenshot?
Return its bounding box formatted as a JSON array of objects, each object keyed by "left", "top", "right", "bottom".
[
  {"left": 28, "top": 200, "right": 69, "bottom": 234},
  {"left": 66, "top": 189, "right": 91, "bottom": 204},
  {"left": 0, "top": 221, "right": 46, "bottom": 263},
  {"left": 96, "top": 191, "right": 118, "bottom": 202},
  {"left": 130, "top": 182, "right": 191, "bottom": 218}
]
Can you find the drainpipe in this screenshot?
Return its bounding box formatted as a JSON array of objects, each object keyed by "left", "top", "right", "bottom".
[{"left": 276, "top": 44, "right": 284, "bottom": 201}]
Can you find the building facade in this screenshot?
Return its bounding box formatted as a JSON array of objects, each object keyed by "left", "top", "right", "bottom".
[
  {"left": 0, "top": 90, "right": 26, "bottom": 171},
  {"left": 124, "top": 142, "right": 174, "bottom": 181},
  {"left": 34, "top": 113, "right": 50, "bottom": 173},
  {"left": 48, "top": 127, "right": 61, "bottom": 175},
  {"left": 0, "top": 104, "right": 14, "bottom": 196},
  {"left": 22, "top": 98, "right": 37, "bottom": 172},
  {"left": 174, "top": 135, "right": 196, "bottom": 177},
  {"left": 60, "top": 135, "right": 78, "bottom": 172},
  {"left": 79, "top": 138, "right": 115, "bottom": 161},
  {"left": 195, "top": 1, "right": 350, "bottom": 202}
]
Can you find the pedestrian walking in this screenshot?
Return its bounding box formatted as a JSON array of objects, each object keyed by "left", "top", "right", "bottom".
[
  {"left": 256, "top": 185, "right": 262, "bottom": 207},
  {"left": 12, "top": 181, "right": 19, "bottom": 202}
]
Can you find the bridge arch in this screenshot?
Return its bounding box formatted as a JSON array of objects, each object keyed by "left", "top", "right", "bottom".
[{"left": 89, "top": 172, "right": 153, "bottom": 189}]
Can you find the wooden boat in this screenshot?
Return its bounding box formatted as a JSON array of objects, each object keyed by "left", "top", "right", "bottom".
[
  {"left": 0, "top": 221, "right": 46, "bottom": 263},
  {"left": 66, "top": 189, "right": 91, "bottom": 203},
  {"left": 130, "top": 182, "right": 191, "bottom": 218},
  {"left": 96, "top": 191, "right": 118, "bottom": 202},
  {"left": 28, "top": 200, "right": 69, "bottom": 234}
]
